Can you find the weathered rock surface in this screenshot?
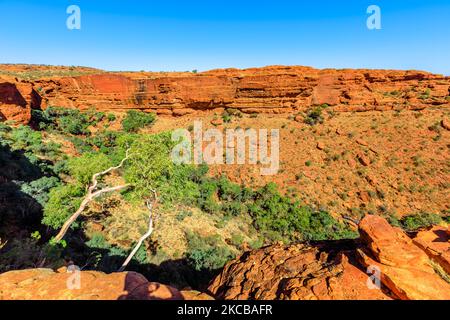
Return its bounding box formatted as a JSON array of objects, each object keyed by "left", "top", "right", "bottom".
[
  {"left": 442, "top": 118, "right": 450, "bottom": 131},
  {"left": 413, "top": 225, "right": 450, "bottom": 275},
  {"left": 209, "top": 215, "right": 450, "bottom": 300},
  {"left": 0, "top": 268, "right": 211, "bottom": 300},
  {"left": 208, "top": 241, "right": 392, "bottom": 300},
  {"left": 37, "top": 67, "right": 450, "bottom": 116},
  {"left": 0, "top": 76, "right": 41, "bottom": 124},
  {"left": 357, "top": 215, "right": 450, "bottom": 300},
  {"left": 1, "top": 65, "right": 449, "bottom": 123}
]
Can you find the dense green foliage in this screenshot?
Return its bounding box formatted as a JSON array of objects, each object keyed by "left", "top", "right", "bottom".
[
  {"left": 67, "top": 153, "right": 113, "bottom": 185},
  {"left": 124, "top": 132, "right": 200, "bottom": 203},
  {"left": 399, "top": 213, "right": 444, "bottom": 231},
  {"left": 121, "top": 110, "right": 156, "bottom": 132},
  {"left": 0, "top": 232, "right": 65, "bottom": 273},
  {"left": 42, "top": 184, "right": 85, "bottom": 229},
  {"left": 185, "top": 231, "right": 235, "bottom": 271},
  {"left": 33, "top": 107, "right": 105, "bottom": 135}
]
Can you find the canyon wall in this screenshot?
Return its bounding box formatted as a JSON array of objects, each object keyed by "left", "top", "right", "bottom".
[
  {"left": 1, "top": 65, "right": 450, "bottom": 124},
  {"left": 0, "top": 76, "right": 41, "bottom": 124}
]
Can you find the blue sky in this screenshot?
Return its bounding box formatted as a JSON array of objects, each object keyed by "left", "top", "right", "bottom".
[{"left": 1, "top": 0, "right": 449, "bottom": 74}]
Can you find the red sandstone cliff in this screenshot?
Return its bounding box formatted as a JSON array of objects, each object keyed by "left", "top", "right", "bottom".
[
  {"left": 0, "top": 76, "right": 41, "bottom": 124},
  {"left": 36, "top": 66, "right": 450, "bottom": 115},
  {"left": 1, "top": 65, "right": 449, "bottom": 124}
]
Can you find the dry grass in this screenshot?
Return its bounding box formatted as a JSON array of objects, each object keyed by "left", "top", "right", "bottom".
[{"left": 86, "top": 194, "right": 259, "bottom": 263}]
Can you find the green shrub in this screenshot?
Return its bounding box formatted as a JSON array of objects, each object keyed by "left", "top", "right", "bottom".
[
  {"left": 67, "top": 152, "right": 113, "bottom": 186},
  {"left": 304, "top": 105, "right": 328, "bottom": 125},
  {"left": 87, "top": 131, "right": 118, "bottom": 153},
  {"left": 121, "top": 110, "right": 156, "bottom": 132},
  {"left": 400, "top": 213, "right": 442, "bottom": 231},
  {"left": 221, "top": 201, "right": 247, "bottom": 216},
  {"left": 176, "top": 210, "right": 193, "bottom": 221},
  {"left": 42, "top": 183, "right": 85, "bottom": 229},
  {"left": 124, "top": 132, "right": 199, "bottom": 204},
  {"left": 33, "top": 106, "right": 104, "bottom": 135},
  {"left": 67, "top": 136, "right": 93, "bottom": 154},
  {"left": 185, "top": 232, "right": 234, "bottom": 271},
  {"left": 107, "top": 113, "right": 117, "bottom": 122},
  {"left": 20, "top": 176, "right": 61, "bottom": 206},
  {"left": 85, "top": 233, "right": 128, "bottom": 272},
  {"left": 9, "top": 125, "right": 42, "bottom": 150}
]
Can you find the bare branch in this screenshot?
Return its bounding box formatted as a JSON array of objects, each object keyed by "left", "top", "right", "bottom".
[
  {"left": 118, "top": 189, "right": 158, "bottom": 272},
  {"left": 54, "top": 149, "right": 131, "bottom": 242},
  {"left": 0, "top": 238, "right": 7, "bottom": 250}
]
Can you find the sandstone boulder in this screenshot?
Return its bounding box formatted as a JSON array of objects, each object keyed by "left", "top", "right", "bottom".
[
  {"left": 357, "top": 215, "right": 450, "bottom": 300},
  {"left": 0, "top": 268, "right": 211, "bottom": 300},
  {"left": 208, "top": 242, "right": 391, "bottom": 300},
  {"left": 209, "top": 215, "right": 450, "bottom": 300}
]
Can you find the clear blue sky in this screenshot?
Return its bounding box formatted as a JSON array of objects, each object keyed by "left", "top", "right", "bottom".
[{"left": 1, "top": 0, "right": 449, "bottom": 74}]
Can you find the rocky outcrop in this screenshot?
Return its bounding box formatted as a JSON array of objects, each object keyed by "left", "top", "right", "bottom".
[
  {"left": 0, "top": 216, "right": 448, "bottom": 300},
  {"left": 357, "top": 215, "right": 450, "bottom": 300},
  {"left": 23, "top": 66, "right": 450, "bottom": 118},
  {"left": 208, "top": 241, "right": 392, "bottom": 300},
  {"left": 0, "top": 268, "right": 212, "bottom": 300},
  {"left": 0, "top": 77, "right": 41, "bottom": 124},
  {"left": 413, "top": 225, "right": 450, "bottom": 275},
  {"left": 209, "top": 215, "right": 450, "bottom": 300}
]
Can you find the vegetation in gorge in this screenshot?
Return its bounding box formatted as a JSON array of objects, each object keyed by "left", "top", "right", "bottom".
[{"left": 121, "top": 110, "right": 156, "bottom": 133}]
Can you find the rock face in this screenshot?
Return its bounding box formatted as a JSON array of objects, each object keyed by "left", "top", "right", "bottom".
[
  {"left": 209, "top": 215, "right": 450, "bottom": 300},
  {"left": 0, "top": 77, "right": 40, "bottom": 124},
  {"left": 208, "top": 241, "right": 392, "bottom": 300},
  {"left": 1, "top": 65, "right": 448, "bottom": 123},
  {"left": 38, "top": 67, "right": 450, "bottom": 115},
  {"left": 0, "top": 268, "right": 211, "bottom": 300},
  {"left": 413, "top": 226, "right": 450, "bottom": 275},
  {"left": 357, "top": 215, "right": 450, "bottom": 300}
]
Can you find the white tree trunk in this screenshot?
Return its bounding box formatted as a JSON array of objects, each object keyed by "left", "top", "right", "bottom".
[
  {"left": 118, "top": 189, "right": 158, "bottom": 272},
  {"left": 54, "top": 149, "right": 131, "bottom": 242}
]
